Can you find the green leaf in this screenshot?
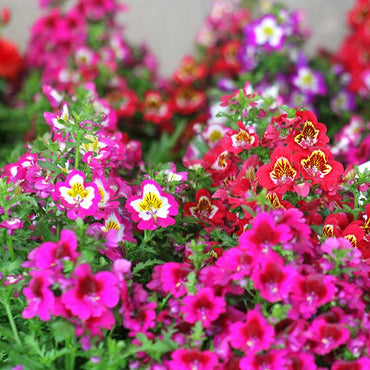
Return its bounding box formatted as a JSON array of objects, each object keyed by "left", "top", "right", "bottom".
[{"left": 51, "top": 320, "right": 75, "bottom": 343}]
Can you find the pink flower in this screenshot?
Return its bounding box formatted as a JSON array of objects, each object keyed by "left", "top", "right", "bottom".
[
  {"left": 181, "top": 287, "right": 226, "bottom": 328},
  {"left": 29, "top": 229, "right": 79, "bottom": 271},
  {"left": 251, "top": 255, "right": 296, "bottom": 302},
  {"left": 61, "top": 263, "right": 119, "bottom": 320},
  {"left": 126, "top": 179, "right": 178, "bottom": 230},
  {"left": 169, "top": 348, "right": 218, "bottom": 370},
  {"left": 239, "top": 349, "right": 286, "bottom": 370},
  {"left": 308, "top": 318, "right": 350, "bottom": 355},
  {"left": 228, "top": 309, "right": 275, "bottom": 353},
  {"left": 290, "top": 274, "right": 336, "bottom": 318},
  {"left": 332, "top": 358, "right": 370, "bottom": 370},
  {"left": 22, "top": 270, "right": 55, "bottom": 321},
  {"left": 0, "top": 217, "right": 23, "bottom": 235},
  {"left": 239, "top": 211, "right": 291, "bottom": 253},
  {"left": 54, "top": 170, "right": 101, "bottom": 220},
  {"left": 147, "top": 262, "right": 192, "bottom": 298}
]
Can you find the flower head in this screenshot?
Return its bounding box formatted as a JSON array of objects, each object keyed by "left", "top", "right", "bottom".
[
  {"left": 126, "top": 179, "right": 178, "bottom": 230},
  {"left": 54, "top": 170, "right": 101, "bottom": 220}
]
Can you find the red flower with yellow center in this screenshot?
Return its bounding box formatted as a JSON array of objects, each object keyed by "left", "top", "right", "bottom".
[
  {"left": 286, "top": 110, "right": 329, "bottom": 151},
  {"left": 225, "top": 121, "right": 259, "bottom": 154},
  {"left": 257, "top": 147, "right": 299, "bottom": 194},
  {"left": 294, "top": 148, "right": 343, "bottom": 191},
  {"left": 184, "top": 189, "right": 225, "bottom": 225}
]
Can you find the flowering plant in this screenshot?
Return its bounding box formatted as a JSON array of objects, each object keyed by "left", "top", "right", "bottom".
[
  {"left": 1, "top": 79, "right": 369, "bottom": 368},
  {"left": 1, "top": 1, "right": 370, "bottom": 369}
]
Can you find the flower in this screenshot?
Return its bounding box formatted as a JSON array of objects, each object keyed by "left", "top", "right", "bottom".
[
  {"left": 0, "top": 38, "right": 23, "bottom": 79},
  {"left": 181, "top": 287, "right": 226, "bottom": 328},
  {"left": 61, "top": 263, "right": 119, "bottom": 320},
  {"left": 256, "top": 146, "right": 299, "bottom": 194},
  {"left": 228, "top": 309, "right": 275, "bottom": 353},
  {"left": 54, "top": 170, "right": 101, "bottom": 220},
  {"left": 252, "top": 15, "right": 285, "bottom": 50},
  {"left": 169, "top": 348, "right": 218, "bottom": 370},
  {"left": 126, "top": 179, "right": 178, "bottom": 230},
  {"left": 22, "top": 270, "right": 55, "bottom": 321},
  {"left": 308, "top": 318, "right": 350, "bottom": 355}
]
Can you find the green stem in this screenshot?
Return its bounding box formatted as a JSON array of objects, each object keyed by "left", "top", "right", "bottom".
[
  {"left": 65, "top": 338, "right": 75, "bottom": 370},
  {"left": 4, "top": 230, "right": 15, "bottom": 261},
  {"left": 75, "top": 145, "right": 80, "bottom": 170},
  {"left": 3, "top": 301, "right": 21, "bottom": 346}
]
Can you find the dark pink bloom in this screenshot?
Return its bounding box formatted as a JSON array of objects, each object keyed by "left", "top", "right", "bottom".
[
  {"left": 76, "top": 307, "right": 116, "bottom": 339},
  {"left": 160, "top": 262, "right": 192, "bottom": 298},
  {"left": 29, "top": 229, "right": 79, "bottom": 271},
  {"left": 0, "top": 217, "right": 23, "bottom": 235},
  {"left": 239, "top": 349, "right": 286, "bottom": 370},
  {"left": 332, "top": 357, "right": 370, "bottom": 370},
  {"left": 239, "top": 211, "right": 291, "bottom": 253},
  {"left": 62, "top": 263, "right": 119, "bottom": 320},
  {"left": 169, "top": 348, "right": 218, "bottom": 370},
  {"left": 308, "top": 318, "right": 350, "bottom": 355},
  {"left": 284, "top": 351, "right": 317, "bottom": 370},
  {"left": 22, "top": 270, "right": 55, "bottom": 321},
  {"left": 228, "top": 309, "right": 275, "bottom": 353},
  {"left": 181, "top": 287, "right": 226, "bottom": 328},
  {"left": 251, "top": 255, "right": 297, "bottom": 302},
  {"left": 290, "top": 274, "right": 336, "bottom": 318},
  {"left": 126, "top": 179, "right": 178, "bottom": 230}
]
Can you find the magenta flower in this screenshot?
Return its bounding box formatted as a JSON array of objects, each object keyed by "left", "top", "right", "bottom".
[
  {"left": 0, "top": 217, "right": 23, "bottom": 235},
  {"left": 308, "top": 318, "right": 350, "bottom": 355},
  {"left": 290, "top": 274, "right": 336, "bottom": 318},
  {"left": 284, "top": 351, "right": 317, "bottom": 370},
  {"left": 29, "top": 229, "right": 79, "bottom": 271},
  {"left": 239, "top": 349, "right": 286, "bottom": 370},
  {"left": 126, "top": 179, "right": 178, "bottom": 230},
  {"left": 181, "top": 287, "right": 226, "bottom": 328},
  {"left": 61, "top": 263, "right": 119, "bottom": 320},
  {"left": 239, "top": 211, "right": 291, "bottom": 253},
  {"left": 54, "top": 170, "right": 101, "bottom": 220},
  {"left": 332, "top": 358, "right": 370, "bottom": 370},
  {"left": 251, "top": 256, "right": 297, "bottom": 302},
  {"left": 22, "top": 270, "right": 55, "bottom": 321},
  {"left": 160, "top": 262, "right": 192, "bottom": 298},
  {"left": 169, "top": 348, "right": 218, "bottom": 370},
  {"left": 228, "top": 309, "right": 275, "bottom": 353}
]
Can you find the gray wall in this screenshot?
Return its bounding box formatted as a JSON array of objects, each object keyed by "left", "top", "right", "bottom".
[{"left": 1, "top": 0, "right": 353, "bottom": 76}]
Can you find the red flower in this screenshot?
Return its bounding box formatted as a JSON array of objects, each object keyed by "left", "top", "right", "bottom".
[
  {"left": 173, "top": 55, "right": 207, "bottom": 85},
  {"left": 224, "top": 121, "right": 259, "bottom": 154},
  {"left": 293, "top": 148, "right": 344, "bottom": 191},
  {"left": 0, "top": 38, "right": 23, "bottom": 80},
  {"left": 256, "top": 146, "right": 299, "bottom": 194},
  {"left": 173, "top": 85, "right": 207, "bottom": 115},
  {"left": 142, "top": 91, "right": 173, "bottom": 125},
  {"left": 286, "top": 110, "right": 329, "bottom": 151},
  {"left": 184, "top": 188, "right": 225, "bottom": 225}
]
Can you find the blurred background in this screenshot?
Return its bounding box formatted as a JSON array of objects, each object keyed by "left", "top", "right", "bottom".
[{"left": 1, "top": 0, "right": 353, "bottom": 76}]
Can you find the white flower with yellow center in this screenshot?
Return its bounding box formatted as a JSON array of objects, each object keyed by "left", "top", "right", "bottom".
[
  {"left": 55, "top": 170, "right": 101, "bottom": 220},
  {"left": 126, "top": 179, "right": 178, "bottom": 230},
  {"left": 254, "top": 15, "right": 284, "bottom": 48}
]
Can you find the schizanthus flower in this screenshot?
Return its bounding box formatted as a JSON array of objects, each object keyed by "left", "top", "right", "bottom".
[
  {"left": 54, "top": 170, "right": 101, "bottom": 220},
  {"left": 126, "top": 179, "right": 178, "bottom": 230}
]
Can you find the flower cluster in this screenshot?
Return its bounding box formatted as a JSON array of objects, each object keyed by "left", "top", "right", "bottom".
[{"left": 0, "top": 1, "right": 370, "bottom": 369}]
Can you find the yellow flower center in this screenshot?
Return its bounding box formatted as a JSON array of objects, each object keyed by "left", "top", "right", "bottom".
[
  {"left": 270, "top": 157, "right": 297, "bottom": 184},
  {"left": 294, "top": 121, "right": 319, "bottom": 147},
  {"left": 138, "top": 192, "right": 163, "bottom": 213},
  {"left": 301, "top": 150, "right": 332, "bottom": 178},
  {"left": 67, "top": 182, "right": 89, "bottom": 201}
]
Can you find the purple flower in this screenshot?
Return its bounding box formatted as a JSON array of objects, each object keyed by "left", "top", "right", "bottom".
[
  {"left": 252, "top": 15, "right": 285, "bottom": 50},
  {"left": 181, "top": 287, "right": 226, "bottom": 328},
  {"left": 126, "top": 179, "right": 178, "bottom": 230}
]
